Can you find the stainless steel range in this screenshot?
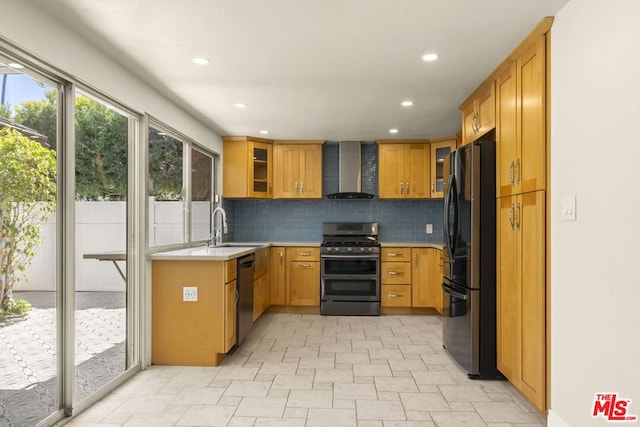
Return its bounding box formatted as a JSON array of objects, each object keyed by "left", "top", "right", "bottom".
[{"left": 320, "top": 222, "right": 381, "bottom": 316}]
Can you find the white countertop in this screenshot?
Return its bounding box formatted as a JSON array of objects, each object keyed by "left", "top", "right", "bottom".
[
  {"left": 149, "top": 241, "right": 442, "bottom": 261},
  {"left": 149, "top": 246, "right": 256, "bottom": 261},
  {"left": 380, "top": 242, "right": 444, "bottom": 250}
]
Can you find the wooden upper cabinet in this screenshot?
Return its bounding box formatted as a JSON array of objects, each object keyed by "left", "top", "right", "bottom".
[
  {"left": 377, "top": 141, "right": 430, "bottom": 199},
  {"left": 461, "top": 82, "right": 495, "bottom": 146},
  {"left": 497, "top": 35, "right": 546, "bottom": 197},
  {"left": 223, "top": 136, "right": 273, "bottom": 198},
  {"left": 273, "top": 142, "right": 323, "bottom": 199},
  {"left": 429, "top": 137, "right": 457, "bottom": 198}
]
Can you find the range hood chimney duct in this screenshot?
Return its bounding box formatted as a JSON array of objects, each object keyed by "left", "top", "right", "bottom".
[{"left": 326, "top": 142, "right": 375, "bottom": 199}]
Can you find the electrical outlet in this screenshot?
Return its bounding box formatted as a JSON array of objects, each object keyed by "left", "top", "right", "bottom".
[
  {"left": 426, "top": 224, "right": 433, "bottom": 234},
  {"left": 183, "top": 286, "right": 198, "bottom": 302}
]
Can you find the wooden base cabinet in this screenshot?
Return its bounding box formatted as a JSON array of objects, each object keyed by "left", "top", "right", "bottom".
[
  {"left": 151, "top": 260, "right": 237, "bottom": 366},
  {"left": 497, "top": 191, "right": 546, "bottom": 411},
  {"left": 286, "top": 247, "right": 320, "bottom": 306},
  {"left": 411, "top": 248, "right": 441, "bottom": 309},
  {"left": 269, "top": 246, "right": 286, "bottom": 305}
]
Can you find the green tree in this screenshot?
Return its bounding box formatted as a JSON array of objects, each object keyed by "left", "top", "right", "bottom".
[
  {"left": 0, "top": 128, "right": 56, "bottom": 310},
  {"left": 148, "top": 128, "right": 183, "bottom": 200},
  {"left": 13, "top": 90, "right": 57, "bottom": 150}
]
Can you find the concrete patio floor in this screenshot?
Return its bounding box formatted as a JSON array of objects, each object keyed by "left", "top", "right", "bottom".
[{"left": 0, "top": 291, "right": 126, "bottom": 427}]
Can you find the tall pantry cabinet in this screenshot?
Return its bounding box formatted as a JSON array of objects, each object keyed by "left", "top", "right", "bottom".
[
  {"left": 462, "top": 18, "right": 551, "bottom": 412},
  {"left": 495, "top": 23, "right": 549, "bottom": 412}
]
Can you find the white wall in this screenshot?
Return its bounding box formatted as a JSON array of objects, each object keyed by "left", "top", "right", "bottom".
[
  {"left": 550, "top": 0, "right": 640, "bottom": 426},
  {"left": 1, "top": 1, "right": 222, "bottom": 153}
]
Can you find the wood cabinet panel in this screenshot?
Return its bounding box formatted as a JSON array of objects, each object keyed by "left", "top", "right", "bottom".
[
  {"left": 223, "top": 136, "right": 273, "bottom": 198},
  {"left": 382, "top": 262, "right": 411, "bottom": 285},
  {"left": 224, "top": 280, "right": 237, "bottom": 352},
  {"left": 461, "top": 82, "right": 495, "bottom": 146},
  {"left": 381, "top": 284, "right": 411, "bottom": 307},
  {"left": 273, "top": 143, "right": 323, "bottom": 199},
  {"left": 411, "top": 248, "right": 436, "bottom": 308},
  {"left": 151, "top": 260, "right": 229, "bottom": 366},
  {"left": 289, "top": 261, "right": 320, "bottom": 306},
  {"left": 430, "top": 138, "right": 456, "bottom": 198},
  {"left": 377, "top": 142, "right": 430, "bottom": 199},
  {"left": 269, "top": 247, "right": 286, "bottom": 305},
  {"left": 496, "top": 36, "right": 546, "bottom": 197},
  {"left": 381, "top": 247, "right": 411, "bottom": 261},
  {"left": 497, "top": 191, "right": 545, "bottom": 411}
]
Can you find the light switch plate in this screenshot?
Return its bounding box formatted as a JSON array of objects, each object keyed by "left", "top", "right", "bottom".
[
  {"left": 426, "top": 224, "right": 433, "bottom": 234},
  {"left": 561, "top": 194, "right": 576, "bottom": 221},
  {"left": 183, "top": 286, "right": 198, "bottom": 302}
]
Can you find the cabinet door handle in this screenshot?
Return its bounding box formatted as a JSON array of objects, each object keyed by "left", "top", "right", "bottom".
[
  {"left": 387, "top": 271, "right": 400, "bottom": 276},
  {"left": 516, "top": 202, "right": 521, "bottom": 230},
  {"left": 400, "top": 181, "right": 404, "bottom": 195},
  {"left": 298, "top": 263, "right": 312, "bottom": 268},
  {"left": 388, "top": 293, "right": 402, "bottom": 298},
  {"left": 413, "top": 252, "right": 418, "bottom": 266},
  {"left": 294, "top": 181, "right": 298, "bottom": 193},
  {"left": 280, "top": 251, "right": 283, "bottom": 266},
  {"left": 269, "top": 182, "right": 272, "bottom": 195},
  {"left": 515, "top": 158, "right": 521, "bottom": 185},
  {"left": 406, "top": 181, "right": 410, "bottom": 194},
  {"left": 431, "top": 182, "right": 435, "bottom": 193},
  {"left": 509, "top": 203, "right": 515, "bottom": 230},
  {"left": 299, "top": 252, "right": 312, "bottom": 256},
  {"left": 301, "top": 181, "right": 304, "bottom": 194},
  {"left": 388, "top": 253, "right": 404, "bottom": 257},
  {"left": 509, "top": 160, "right": 514, "bottom": 185}
]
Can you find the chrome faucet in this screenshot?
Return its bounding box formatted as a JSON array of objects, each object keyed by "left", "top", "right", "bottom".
[{"left": 209, "top": 206, "right": 228, "bottom": 246}]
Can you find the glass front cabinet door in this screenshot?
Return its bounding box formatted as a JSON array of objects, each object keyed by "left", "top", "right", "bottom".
[{"left": 430, "top": 138, "right": 457, "bottom": 198}]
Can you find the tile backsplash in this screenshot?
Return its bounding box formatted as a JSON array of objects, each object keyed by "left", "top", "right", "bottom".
[{"left": 223, "top": 143, "right": 443, "bottom": 243}]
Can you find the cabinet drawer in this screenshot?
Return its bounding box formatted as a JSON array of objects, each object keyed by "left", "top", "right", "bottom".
[
  {"left": 381, "top": 284, "right": 411, "bottom": 307},
  {"left": 288, "top": 247, "right": 320, "bottom": 261},
  {"left": 225, "top": 260, "right": 237, "bottom": 283},
  {"left": 382, "top": 262, "right": 411, "bottom": 284},
  {"left": 381, "top": 248, "right": 411, "bottom": 261}
]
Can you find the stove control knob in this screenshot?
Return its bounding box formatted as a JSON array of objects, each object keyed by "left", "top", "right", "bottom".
[
  {"left": 368, "top": 247, "right": 374, "bottom": 253},
  {"left": 334, "top": 247, "right": 340, "bottom": 252},
  {"left": 360, "top": 247, "right": 365, "bottom": 252},
  {"left": 347, "top": 247, "right": 352, "bottom": 252},
  {"left": 326, "top": 247, "right": 332, "bottom": 252}
]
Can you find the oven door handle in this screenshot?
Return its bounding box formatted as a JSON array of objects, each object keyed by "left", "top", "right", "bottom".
[
  {"left": 442, "top": 283, "right": 468, "bottom": 300},
  {"left": 320, "top": 255, "right": 381, "bottom": 259}
]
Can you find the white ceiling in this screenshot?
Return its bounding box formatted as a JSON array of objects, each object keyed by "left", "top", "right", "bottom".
[{"left": 33, "top": 0, "right": 569, "bottom": 141}]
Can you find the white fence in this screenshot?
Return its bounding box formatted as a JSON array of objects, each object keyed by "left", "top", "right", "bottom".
[{"left": 17, "top": 200, "right": 209, "bottom": 292}]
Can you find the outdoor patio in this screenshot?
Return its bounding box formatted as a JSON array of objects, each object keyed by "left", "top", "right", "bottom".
[{"left": 0, "top": 291, "right": 126, "bottom": 427}]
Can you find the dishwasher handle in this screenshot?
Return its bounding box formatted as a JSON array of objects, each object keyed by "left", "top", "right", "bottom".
[{"left": 238, "top": 255, "right": 255, "bottom": 269}]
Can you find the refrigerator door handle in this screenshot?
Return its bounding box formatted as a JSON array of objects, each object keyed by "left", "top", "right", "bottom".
[
  {"left": 442, "top": 282, "right": 468, "bottom": 300},
  {"left": 443, "top": 173, "right": 455, "bottom": 262}
]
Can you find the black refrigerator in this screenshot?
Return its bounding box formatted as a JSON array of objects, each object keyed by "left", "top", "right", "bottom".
[{"left": 442, "top": 130, "right": 501, "bottom": 379}]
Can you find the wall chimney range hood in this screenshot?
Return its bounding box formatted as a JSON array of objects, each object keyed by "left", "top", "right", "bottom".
[{"left": 326, "top": 141, "right": 375, "bottom": 200}]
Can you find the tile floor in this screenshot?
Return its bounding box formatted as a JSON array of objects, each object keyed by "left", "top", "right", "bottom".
[{"left": 66, "top": 313, "right": 546, "bottom": 427}]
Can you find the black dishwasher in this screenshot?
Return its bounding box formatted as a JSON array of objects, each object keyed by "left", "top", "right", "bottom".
[{"left": 236, "top": 253, "right": 255, "bottom": 346}]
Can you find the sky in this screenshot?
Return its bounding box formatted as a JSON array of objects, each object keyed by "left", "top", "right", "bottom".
[{"left": 0, "top": 73, "right": 51, "bottom": 111}]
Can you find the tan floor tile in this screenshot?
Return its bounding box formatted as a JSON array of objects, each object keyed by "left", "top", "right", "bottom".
[
  {"left": 356, "top": 399, "right": 406, "bottom": 421},
  {"left": 307, "top": 408, "right": 357, "bottom": 427},
  {"left": 176, "top": 404, "right": 237, "bottom": 426},
  {"left": 215, "top": 366, "right": 259, "bottom": 381},
  {"left": 287, "top": 389, "right": 333, "bottom": 408},
  {"left": 439, "top": 385, "right": 492, "bottom": 402},
  {"left": 399, "top": 392, "right": 451, "bottom": 411},
  {"left": 315, "top": 368, "right": 354, "bottom": 383},
  {"left": 334, "top": 382, "right": 377, "bottom": 400},
  {"left": 374, "top": 377, "right": 418, "bottom": 393},
  {"left": 173, "top": 386, "right": 225, "bottom": 404},
  {"left": 473, "top": 402, "right": 534, "bottom": 423},
  {"left": 258, "top": 361, "right": 299, "bottom": 375},
  {"left": 272, "top": 374, "right": 314, "bottom": 390},
  {"left": 389, "top": 359, "right": 427, "bottom": 372},
  {"left": 224, "top": 380, "right": 271, "bottom": 397},
  {"left": 430, "top": 411, "right": 488, "bottom": 426},
  {"left": 235, "top": 397, "right": 287, "bottom": 417},
  {"left": 354, "top": 364, "right": 392, "bottom": 377}
]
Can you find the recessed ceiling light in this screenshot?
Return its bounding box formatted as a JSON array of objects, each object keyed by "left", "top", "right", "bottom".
[
  {"left": 401, "top": 100, "right": 414, "bottom": 107},
  {"left": 234, "top": 103, "right": 247, "bottom": 109},
  {"left": 8, "top": 62, "right": 24, "bottom": 69},
  {"left": 192, "top": 57, "right": 210, "bottom": 65},
  {"left": 421, "top": 53, "right": 439, "bottom": 62},
  {"left": 259, "top": 130, "right": 269, "bottom": 135},
  {"left": 389, "top": 128, "right": 399, "bottom": 134}
]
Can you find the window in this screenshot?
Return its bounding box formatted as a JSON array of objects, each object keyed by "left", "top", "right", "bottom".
[{"left": 148, "top": 122, "right": 217, "bottom": 247}]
